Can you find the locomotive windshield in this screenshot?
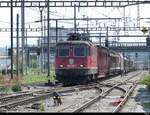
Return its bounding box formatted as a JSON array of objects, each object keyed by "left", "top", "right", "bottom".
[
  {"left": 73, "top": 44, "right": 89, "bottom": 57},
  {"left": 56, "top": 45, "right": 70, "bottom": 57}
]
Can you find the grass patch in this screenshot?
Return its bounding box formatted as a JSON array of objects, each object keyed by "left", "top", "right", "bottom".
[
  {"left": 141, "top": 74, "right": 150, "bottom": 85},
  {"left": 21, "top": 75, "right": 55, "bottom": 83},
  {"left": 21, "top": 69, "right": 55, "bottom": 83},
  {"left": 141, "top": 74, "right": 150, "bottom": 90},
  {"left": 143, "top": 103, "right": 150, "bottom": 109},
  {"left": 21, "top": 76, "right": 50, "bottom": 83},
  {"left": 0, "top": 69, "right": 56, "bottom": 84}
]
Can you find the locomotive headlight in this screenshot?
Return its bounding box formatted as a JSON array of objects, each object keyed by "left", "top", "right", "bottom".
[
  {"left": 80, "top": 65, "right": 84, "bottom": 67},
  {"left": 59, "top": 65, "right": 63, "bottom": 68},
  {"left": 53, "top": 96, "right": 56, "bottom": 99}
]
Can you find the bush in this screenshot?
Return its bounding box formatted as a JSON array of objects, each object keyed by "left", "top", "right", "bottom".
[
  {"left": 39, "top": 103, "right": 45, "bottom": 111},
  {"left": 11, "top": 84, "right": 22, "bottom": 92},
  {"left": 0, "top": 86, "right": 9, "bottom": 94}
]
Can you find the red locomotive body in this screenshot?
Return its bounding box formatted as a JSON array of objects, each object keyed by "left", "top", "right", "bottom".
[{"left": 55, "top": 41, "right": 98, "bottom": 85}]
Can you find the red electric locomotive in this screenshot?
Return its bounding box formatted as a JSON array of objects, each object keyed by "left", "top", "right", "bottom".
[
  {"left": 55, "top": 40, "right": 98, "bottom": 85},
  {"left": 55, "top": 33, "right": 110, "bottom": 85},
  {"left": 55, "top": 33, "right": 138, "bottom": 85}
]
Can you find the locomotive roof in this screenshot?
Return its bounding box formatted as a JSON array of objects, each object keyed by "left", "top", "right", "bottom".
[
  {"left": 96, "top": 45, "right": 109, "bottom": 50},
  {"left": 56, "top": 40, "right": 93, "bottom": 45}
]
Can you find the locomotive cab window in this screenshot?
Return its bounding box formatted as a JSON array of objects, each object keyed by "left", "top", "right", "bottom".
[
  {"left": 73, "top": 44, "right": 89, "bottom": 57},
  {"left": 56, "top": 45, "right": 70, "bottom": 57}
]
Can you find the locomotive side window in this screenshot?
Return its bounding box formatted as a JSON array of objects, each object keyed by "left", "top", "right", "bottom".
[
  {"left": 56, "top": 45, "right": 70, "bottom": 57},
  {"left": 73, "top": 44, "right": 89, "bottom": 57}
]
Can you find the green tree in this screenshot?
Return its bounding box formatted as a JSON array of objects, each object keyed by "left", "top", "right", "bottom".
[
  {"left": 19, "top": 57, "right": 26, "bottom": 73},
  {"left": 30, "top": 60, "right": 38, "bottom": 68}
]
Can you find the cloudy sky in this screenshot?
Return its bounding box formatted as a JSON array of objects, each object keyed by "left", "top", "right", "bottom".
[{"left": 0, "top": 1, "right": 150, "bottom": 47}]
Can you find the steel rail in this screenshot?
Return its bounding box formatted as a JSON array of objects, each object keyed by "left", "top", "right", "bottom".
[
  {"left": 73, "top": 83, "right": 125, "bottom": 113},
  {"left": 0, "top": 93, "right": 33, "bottom": 104},
  {"left": 57, "top": 86, "right": 103, "bottom": 112},
  {"left": 112, "top": 84, "right": 137, "bottom": 113},
  {"left": 112, "top": 71, "right": 147, "bottom": 112},
  {"left": 73, "top": 71, "right": 142, "bottom": 113},
  {"left": 0, "top": 84, "right": 99, "bottom": 110},
  {"left": 0, "top": 71, "right": 143, "bottom": 111},
  {"left": 0, "top": 82, "right": 98, "bottom": 104},
  {"left": 121, "top": 71, "right": 142, "bottom": 84}
]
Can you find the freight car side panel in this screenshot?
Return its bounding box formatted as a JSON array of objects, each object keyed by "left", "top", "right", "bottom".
[
  {"left": 97, "top": 47, "right": 109, "bottom": 77},
  {"left": 109, "top": 53, "right": 121, "bottom": 74},
  {"left": 88, "top": 45, "right": 98, "bottom": 68},
  {"left": 119, "top": 54, "right": 124, "bottom": 72}
]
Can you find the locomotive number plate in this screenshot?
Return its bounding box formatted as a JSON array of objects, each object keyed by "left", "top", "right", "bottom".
[{"left": 66, "top": 64, "right": 77, "bottom": 67}]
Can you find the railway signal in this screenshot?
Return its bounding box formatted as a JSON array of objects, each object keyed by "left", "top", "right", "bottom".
[{"left": 141, "top": 27, "right": 148, "bottom": 34}]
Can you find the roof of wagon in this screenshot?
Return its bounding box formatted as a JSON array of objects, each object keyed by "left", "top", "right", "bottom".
[{"left": 56, "top": 40, "right": 93, "bottom": 46}]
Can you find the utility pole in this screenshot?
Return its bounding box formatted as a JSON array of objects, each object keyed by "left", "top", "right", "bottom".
[
  {"left": 10, "top": 0, "right": 13, "bottom": 79},
  {"left": 16, "top": 14, "right": 19, "bottom": 77},
  {"left": 56, "top": 20, "right": 58, "bottom": 44},
  {"left": 25, "top": 28, "right": 28, "bottom": 75},
  {"left": 87, "top": 16, "right": 89, "bottom": 37},
  {"left": 137, "top": 3, "right": 140, "bottom": 28},
  {"left": 74, "top": 4, "right": 76, "bottom": 33},
  {"left": 6, "top": 45, "right": 7, "bottom": 72},
  {"left": 105, "top": 26, "right": 109, "bottom": 47},
  {"left": 47, "top": 0, "right": 50, "bottom": 77},
  {"left": 39, "top": 7, "right": 44, "bottom": 73},
  {"left": 44, "top": 15, "right": 46, "bottom": 71},
  {"left": 27, "top": 25, "right": 30, "bottom": 69},
  {"left": 99, "top": 33, "right": 101, "bottom": 46},
  {"left": 21, "top": 0, "right": 25, "bottom": 77}
]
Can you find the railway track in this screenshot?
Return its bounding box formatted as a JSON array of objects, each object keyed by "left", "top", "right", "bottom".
[
  {"left": 101, "top": 70, "right": 142, "bottom": 85},
  {"left": 0, "top": 70, "right": 146, "bottom": 112},
  {"left": 112, "top": 83, "right": 137, "bottom": 112},
  {"left": 68, "top": 71, "right": 144, "bottom": 112},
  {"left": 72, "top": 83, "right": 126, "bottom": 112},
  {"left": 112, "top": 71, "right": 147, "bottom": 112},
  {"left": 0, "top": 83, "right": 101, "bottom": 111}
]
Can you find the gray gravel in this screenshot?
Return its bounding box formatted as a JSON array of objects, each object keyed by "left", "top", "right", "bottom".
[
  {"left": 7, "top": 70, "right": 150, "bottom": 113},
  {"left": 120, "top": 84, "right": 150, "bottom": 112},
  {"left": 9, "top": 88, "right": 101, "bottom": 112}
]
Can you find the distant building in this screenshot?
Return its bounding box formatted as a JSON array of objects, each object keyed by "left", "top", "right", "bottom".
[{"left": 0, "top": 52, "right": 10, "bottom": 70}]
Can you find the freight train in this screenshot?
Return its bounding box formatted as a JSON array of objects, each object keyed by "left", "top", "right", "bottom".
[{"left": 55, "top": 33, "right": 139, "bottom": 85}]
